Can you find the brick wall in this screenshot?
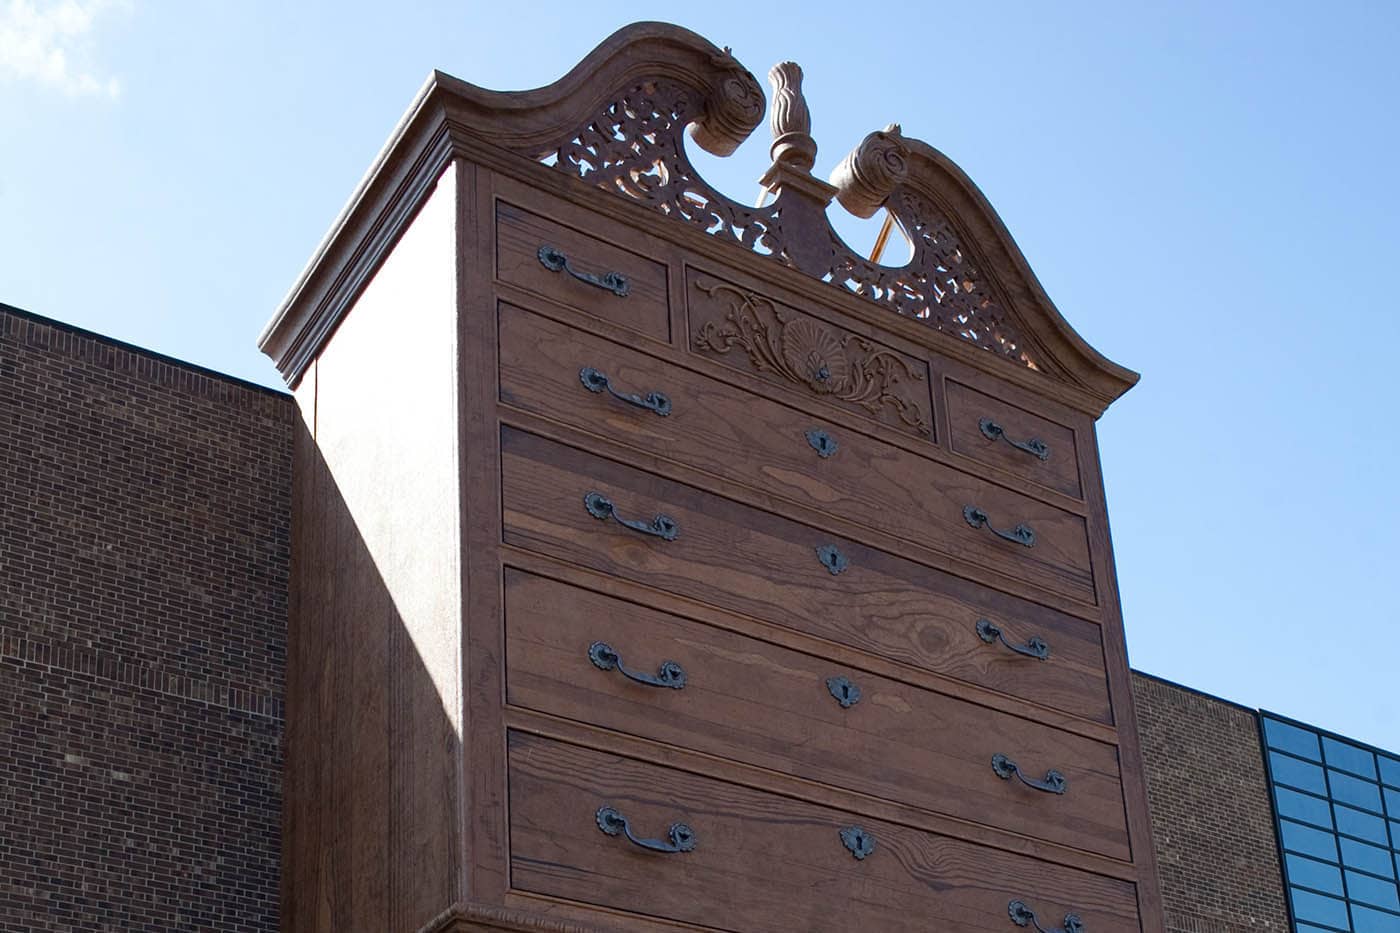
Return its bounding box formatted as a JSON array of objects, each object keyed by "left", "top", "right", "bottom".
[
  {"left": 0, "top": 305, "right": 293, "bottom": 931},
  {"left": 1133, "top": 671, "right": 1292, "bottom": 933}
]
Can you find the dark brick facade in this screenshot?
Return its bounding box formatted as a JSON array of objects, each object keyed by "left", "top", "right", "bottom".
[
  {"left": 1133, "top": 671, "right": 1292, "bottom": 933},
  {"left": 0, "top": 305, "right": 293, "bottom": 931}
]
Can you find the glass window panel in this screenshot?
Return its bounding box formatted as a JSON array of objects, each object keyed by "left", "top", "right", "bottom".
[
  {"left": 1272, "top": 752, "right": 1329, "bottom": 794},
  {"left": 1348, "top": 870, "right": 1400, "bottom": 911},
  {"left": 1380, "top": 756, "right": 1400, "bottom": 788},
  {"left": 1295, "top": 926, "right": 1345, "bottom": 933},
  {"left": 1331, "top": 770, "right": 1385, "bottom": 813},
  {"left": 1266, "top": 717, "right": 1323, "bottom": 761},
  {"left": 1352, "top": 904, "right": 1400, "bottom": 933},
  {"left": 1277, "top": 786, "right": 1334, "bottom": 828},
  {"left": 1336, "top": 803, "right": 1390, "bottom": 844},
  {"left": 1287, "top": 853, "right": 1345, "bottom": 895},
  {"left": 1341, "top": 836, "right": 1396, "bottom": 877},
  {"left": 1325, "top": 735, "right": 1379, "bottom": 778},
  {"left": 1291, "top": 888, "right": 1351, "bottom": 928},
  {"left": 1282, "top": 819, "right": 1340, "bottom": 861},
  {"left": 1385, "top": 786, "right": 1400, "bottom": 816}
]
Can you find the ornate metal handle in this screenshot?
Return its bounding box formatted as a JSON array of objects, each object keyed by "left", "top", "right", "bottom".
[
  {"left": 805, "top": 428, "right": 838, "bottom": 458},
  {"left": 1009, "top": 900, "right": 1083, "bottom": 933},
  {"left": 596, "top": 806, "right": 695, "bottom": 853},
  {"left": 976, "top": 619, "right": 1050, "bottom": 661},
  {"left": 980, "top": 418, "right": 1049, "bottom": 461},
  {"left": 963, "top": 505, "right": 1036, "bottom": 548},
  {"left": 992, "top": 753, "right": 1067, "bottom": 795},
  {"left": 584, "top": 492, "right": 679, "bottom": 541},
  {"left": 839, "top": 825, "right": 875, "bottom": 860},
  {"left": 815, "top": 544, "right": 849, "bottom": 575},
  {"left": 580, "top": 367, "right": 671, "bottom": 416},
  {"left": 826, "top": 675, "right": 861, "bottom": 708},
  {"left": 538, "top": 244, "right": 630, "bottom": 297},
  {"left": 588, "top": 641, "right": 686, "bottom": 689}
]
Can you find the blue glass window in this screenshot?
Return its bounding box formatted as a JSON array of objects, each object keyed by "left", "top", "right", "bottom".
[
  {"left": 1265, "top": 714, "right": 1400, "bottom": 933},
  {"left": 1284, "top": 819, "right": 1342, "bottom": 861},
  {"left": 1268, "top": 718, "right": 1324, "bottom": 761},
  {"left": 1292, "top": 889, "right": 1352, "bottom": 928},
  {"left": 1277, "top": 786, "right": 1336, "bottom": 828},
  {"left": 1331, "top": 771, "right": 1385, "bottom": 814},
  {"left": 1351, "top": 905, "right": 1400, "bottom": 933},
  {"left": 1327, "top": 737, "right": 1380, "bottom": 779},
  {"left": 1341, "top": 837, "right": 1396, "bottom": 877},
  {"left": 1347, "top": 871, "right": 1400, "bottom": 912},
  {"left": 1337, "top": 805, "right": 1391, "bottom": 845},
  {"left": 1274, "top": 752, "right": 1330, "bottom": 794},
  {"left": 1288, "top": 853, "right": 1345, "bottom": 895}
]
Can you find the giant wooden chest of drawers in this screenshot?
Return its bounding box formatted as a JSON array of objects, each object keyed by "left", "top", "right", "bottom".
[{"left": 260, "top": 22, "right": 1165, "bottom": 933}]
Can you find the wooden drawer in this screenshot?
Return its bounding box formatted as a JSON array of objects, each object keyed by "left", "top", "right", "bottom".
[
  {"left": 496, "top": 201, "right": 670, "bottom": 342},
  {"left": 499, "top": 304, "right": 1096, "bottom": 605},
  {"left": 947, "top": 379, "right": 1083, "bottom": 499},
  {"left": 499, "top": 426, "right": 1112, "bottom": 724},
  {"left": 505, "top": 570, "right": 1129, "bottom": 859},
  {"left": 685, "top": 267, "right": 935, "bottom": 442},
  {"left": 508, "top": 732, "right": 1141, "bottom": 932}
]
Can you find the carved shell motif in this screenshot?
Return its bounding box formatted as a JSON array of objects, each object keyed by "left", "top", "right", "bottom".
[
  {"left": 780, "top": 319, "right": 849, "bottom": 393},
  {"left": 694, "top": 281, "right": 930, "bottom": 435}
]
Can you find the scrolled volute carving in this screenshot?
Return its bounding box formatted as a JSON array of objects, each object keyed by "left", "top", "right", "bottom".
[
  {"left": 831, "top": 123, "right": 910, "bottom": 219},
  {"left": 690, "top": 47, "right": 765, "bottom": 157}
]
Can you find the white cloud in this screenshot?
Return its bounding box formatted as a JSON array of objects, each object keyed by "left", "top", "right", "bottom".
[{"left": 0, "top": 0, "right": 129, "bottom": 99}]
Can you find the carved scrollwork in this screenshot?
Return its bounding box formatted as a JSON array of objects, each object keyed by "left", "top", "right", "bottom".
[
  {"left": 693, "top": 282, "right": 931, "bottom": 435},
  {"left": 545, "top": 79, "right": 787, "bottom": 258},
  {"left": 540, "top": 50, "right": 1038, "bottom": 371}
]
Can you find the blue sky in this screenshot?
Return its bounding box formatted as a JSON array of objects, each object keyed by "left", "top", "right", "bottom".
[{"left": 3, "top": 1, "right": 1397, "bottom": 752}]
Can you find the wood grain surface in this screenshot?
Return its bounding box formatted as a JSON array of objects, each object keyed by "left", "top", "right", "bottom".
[
  {"left": 499, "top": 425, "right": 1112, "bottom": 722},
  {"left": 506, "top": 731, "right": 1141, "bottom": 932},
  {"left": 503, "top": 569, "right": 1130, "bottom": 859}
]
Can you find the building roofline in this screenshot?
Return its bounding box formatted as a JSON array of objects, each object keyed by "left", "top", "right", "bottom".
[
  {"left": 0, "top": 301, "right": 291, "bottom": 401},
  {"left": 1130, "top": 667, "right": 1260, "bottom": 715}
]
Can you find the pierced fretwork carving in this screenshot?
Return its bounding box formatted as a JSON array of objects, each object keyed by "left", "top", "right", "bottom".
[
  {"left": 541, "top": 57, "right": 1038, "bottom": 370},
  {"left": 693, "top": 281, "right": 931, "bottom": 436}
]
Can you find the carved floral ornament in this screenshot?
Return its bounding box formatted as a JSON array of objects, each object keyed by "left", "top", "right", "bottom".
[{"left": 535, "top": 49, "right": 1041, "bottom": 371}]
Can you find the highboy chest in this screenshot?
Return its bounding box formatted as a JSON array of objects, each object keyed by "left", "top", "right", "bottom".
[{"left": 259, "top": 22, "right": 1164, "bottom": 933}]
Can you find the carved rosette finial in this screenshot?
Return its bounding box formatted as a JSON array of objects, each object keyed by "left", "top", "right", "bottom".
[
  {"left": 692, "top": 47, "right": 765, "bottom": 157},
  {"left": 768, "top": 61, "right": 817, "bottom": 172},
  {"left": 830, "top": 123, "right": 911, "bottom": 219}
]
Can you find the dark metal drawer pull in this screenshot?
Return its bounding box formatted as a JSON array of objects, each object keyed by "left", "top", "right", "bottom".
[
  {"left": 839, "top": 825, "right": 875, "bottom": 860},
  {"left": 1008, "top": 899, "right": 1083, "bottom": 933},
  {"left": 815, "top": 544, "right": 848, "bottom": 575},
  {"left": 596, "top": 806, "right": 695, "bottom": 853},
  {"left": 537, "top": 244, "right": 630, "bottom": 297},
  {"left": 805, "top": 428, "right": 838, "bottom": 458},
  {"left": 825, "top": 675, "right": 861, "bottom": 709},
  {"left": 589, "top": 641, "right": 686, "bottom": 689},
  {"left": 963, "top": 505, "right": 1036, "bottom": 548},
  {"left": 584, "top": 492, "right": 679, "bottom": 541},
  {"left": 992, "top": 753, "right": 1067, "bottom": 795},
  {"left": 976, "top": 618, "right": 1050, "bottom": 661},
  {"left": 980, "top": 418, "right": 1050, "bottom": 461},
  {"left": 580, "top": 366, "right": 671, "bottom": 416}
]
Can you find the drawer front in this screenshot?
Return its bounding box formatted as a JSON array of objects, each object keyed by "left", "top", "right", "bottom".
[
  {"left": 505, "top": 570, "right": 1130, "bottom": 859},
  {"left": 947, "top": 380, "right": 1083, "bottom": 499},
  {"left": 496, "top": 201, "right": 670, "bottom": 341},
  {"left": 500, "top": 427, "right": 1112, "bottom": 723},
  {"left": 685, "top": 268, "right": 935, "bottom": 442},
  {"left": 500, "top": 304, "right": 1096, "bottom": 606},
  {"left": 508, "top": 732, "right": 1141, "bottom": 932}
]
